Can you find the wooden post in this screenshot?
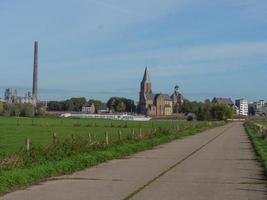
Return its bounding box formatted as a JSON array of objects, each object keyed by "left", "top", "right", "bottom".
[
  {"left": 53, "top": 133, "right": 58, "bottom": 145},
  {"left": 31, "top": 119, "right": 34, "bottom": 126},
  {"left": 25, "top": 138, "right": 30, "bottom": 153},
  {"left": 88, "top": 133, "right": 92, "bottom": 143},
  {"left": 132, "top": 128, "right": 135, "bottom": 139},
  {"left": 118, "top": 130, "right": 122, "bottom": 141},
  {"left": 139, "top": 128, "right": 142, "bottom": 139},
  {"left": 105, "top": 131, "right": 109, "bottom": 145}
]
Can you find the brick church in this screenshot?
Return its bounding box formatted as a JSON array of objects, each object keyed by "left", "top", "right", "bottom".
[{"left": 138, "top": 67, "right": 185, "bottom": 116}]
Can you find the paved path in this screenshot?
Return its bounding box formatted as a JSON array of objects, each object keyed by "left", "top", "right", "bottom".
[{"left": 1, "top": 123, "right": 266, "bottom": 200}]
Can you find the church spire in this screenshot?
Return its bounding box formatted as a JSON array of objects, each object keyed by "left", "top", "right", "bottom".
[
  {"left": 140, "top": 66, "right": 152, "bottom": 94},
  {"left": 142, "top": 66, "right": 150, "bottom": 83}
]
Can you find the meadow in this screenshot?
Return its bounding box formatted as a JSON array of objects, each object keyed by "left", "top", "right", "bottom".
[
  {"left": 0, "top": 116, "right": 198, "bottom": 153},
  {"left": 0, "top": 116, "right": 225, "bottom": 194}
]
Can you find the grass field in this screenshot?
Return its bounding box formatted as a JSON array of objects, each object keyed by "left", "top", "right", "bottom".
[
  {"left": 0, "top": 116, "right": 199, "bottom": 153},
  {"left": 0, "top": 116, "right": 226, "bottom": 194}
]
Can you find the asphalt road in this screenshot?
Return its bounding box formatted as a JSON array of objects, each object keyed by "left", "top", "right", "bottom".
[{"left": 1, "top": 123, "right": 266, "bottom": 200}]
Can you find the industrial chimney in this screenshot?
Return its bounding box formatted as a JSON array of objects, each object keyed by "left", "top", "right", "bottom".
[{"left": 32, "top": 41, "right": 38, "bottom": 104}]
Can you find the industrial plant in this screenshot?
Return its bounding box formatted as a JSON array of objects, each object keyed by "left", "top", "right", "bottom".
[{"left": 3, "top": 41, "right": 38, "bottom": 105}]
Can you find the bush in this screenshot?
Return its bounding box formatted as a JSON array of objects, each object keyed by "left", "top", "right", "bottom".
[{"left": 187, "top": 115, "right": 194, "bottom": 121}]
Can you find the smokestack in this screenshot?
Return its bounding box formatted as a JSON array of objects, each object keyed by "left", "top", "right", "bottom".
[{"left": 32, "top": 41, "right": 38, "bottom": 103}]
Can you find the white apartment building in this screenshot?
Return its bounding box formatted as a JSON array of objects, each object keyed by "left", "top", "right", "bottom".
[{"left": 235, "top": 99, "right": 248, "bottom": 116}]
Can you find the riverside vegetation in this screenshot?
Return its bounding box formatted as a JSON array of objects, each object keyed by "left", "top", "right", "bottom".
[
  {"left": 0, "top": 116, "right": 226, "bottom": 195},
  {"left": 244, "top": 121, "right": 267, "bottom": 176}
]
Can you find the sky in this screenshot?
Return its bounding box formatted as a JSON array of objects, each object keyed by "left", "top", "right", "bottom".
[{"left": 0, "top": 0, "right": 267, "bottom": 102}]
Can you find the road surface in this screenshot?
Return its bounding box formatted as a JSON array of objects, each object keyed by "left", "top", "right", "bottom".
[{"left": 1, "top": 123, "right": 266, "bottom": 200}]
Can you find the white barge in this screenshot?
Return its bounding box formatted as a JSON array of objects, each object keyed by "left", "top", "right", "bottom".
[{"left": 60, "top": 113, "right": 151, "bottom": 121}]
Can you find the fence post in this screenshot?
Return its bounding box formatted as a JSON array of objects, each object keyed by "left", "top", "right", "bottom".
[
  {"left": 105, "top": 131, "right": 109, "bottom": 145},
  {"left": 53, "top": 133, "right": 59, "bottom": 145},
  {"left": 139, "top": 128, "right": 142, "bottom": 139},
  {"left": 25, "top": 138, "right": 30, "bottom": 153},
  {"left": 118, "top": 130, "right": 122, "bottom": 141},
  {"left": 132, "top": 128, "right": 135, "bottom": 139},
  {"left": 88, "top": 133, "right": 92, "bottom": 143}
]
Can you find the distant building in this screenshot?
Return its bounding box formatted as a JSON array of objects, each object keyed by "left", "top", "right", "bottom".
[
  {"left": 138, "top": 67, "right": 185, "bottom": 116},
  {"left": 3, "top": 42, "right": 39, "bottom": 106},
  {"left": 4, "top": 88, "right": 35, "bottom": 104},
  {"left": 171, "top": 85, "right": 185, "bottom": 113},
  {"left": 82, "top": 103, "right": 95, "bottom": 114},
  {"left": 212, "top": 97, "right": 234, "bottom": 107},
  {"left": 235, "top": 99, "right": 248, "bottom": 116},
  {"left": 212, "top": 97, "right": 238, "bottom": 114},
  {"left": 4, "top": 88, "right": 17, "bottom": 103},
  {"left": 254, "top": 100, "right": 265, "bottom": 115}
]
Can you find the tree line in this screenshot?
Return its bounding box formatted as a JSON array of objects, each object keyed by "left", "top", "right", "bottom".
[
  {"left": 0, "top": 102, "right": 44, "bottom": 117},
  {"left": 180, "top": 99, "right": 234, "bottom": 121},
  {"left": 0, "top": 97, "right": 234, "bottom": 120},
  {"left": 47, "top": 97, "right": 136, "bottom": 113}
]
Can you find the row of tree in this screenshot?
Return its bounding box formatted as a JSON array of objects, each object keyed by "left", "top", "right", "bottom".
[
  {"left": 47, "top": 98, "right": 87, "bottom": 112},
  {"left": 180, "top": 100, "right": 234, "bottom": 121},
  {"left": 0, "top": 102, "right": 35, "bottom": 117},
  {"left": 47, "top": 97, "right": 137, "bottom": 113},
  {"left": 1, "top": 96, "right": 234, "bottom": 120}
]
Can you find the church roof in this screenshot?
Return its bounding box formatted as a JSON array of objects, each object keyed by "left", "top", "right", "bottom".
[{"left": 145, "top": 93, "right": 172, "bottom": 101}]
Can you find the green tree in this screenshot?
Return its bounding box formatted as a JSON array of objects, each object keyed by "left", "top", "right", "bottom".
[
  {"left": 116, "top": 102, "right": 126, "bottom": 112},
  {"left": 107, "top": 97, "right": 136, "bottom": 113},
  {"left": 21, "top": 104, "right": 35, "bottom": 117},
  {"left": 211, "top": 104, "right": 233, "bottom": 120}
]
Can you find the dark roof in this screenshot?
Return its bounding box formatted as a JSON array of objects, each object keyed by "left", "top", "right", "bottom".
[
  {"left": 145, "top": 93, "right": 171, "bottom": 101},
  {"left": 212, "top": 98, "right": 234, "bottom": 105},
  {"left": 161, "top": 94, "right": 172, "bottom": 101}
]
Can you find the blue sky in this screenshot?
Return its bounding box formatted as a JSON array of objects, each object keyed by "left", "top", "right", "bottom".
[{"left": 0, "top": 0, "right": 266, "bottom": 102}]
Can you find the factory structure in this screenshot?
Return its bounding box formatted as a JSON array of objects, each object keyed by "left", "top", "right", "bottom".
[{"left": 4, "top": 41, "right": 39, "bottom": 105}]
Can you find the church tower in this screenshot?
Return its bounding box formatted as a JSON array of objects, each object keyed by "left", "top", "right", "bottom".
[
  {"left": 139, "top": 67, "right": 152, "bottom": 114},
  {"left": 140, "top": 67, "right": 152, "bottom": 94}
]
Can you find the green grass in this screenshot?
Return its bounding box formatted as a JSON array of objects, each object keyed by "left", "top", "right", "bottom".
[
  {"left": 244, "top": 122, "right": 267, "bottom": 176},
  {"left": 0, "top": 118, "right": 227, "bottom": 194},
  {"left": 256, "top": 120, "right": 267, "bottom": 127},
  {"left": 0, "top": 116, "right": 200, "bottom": 153}
]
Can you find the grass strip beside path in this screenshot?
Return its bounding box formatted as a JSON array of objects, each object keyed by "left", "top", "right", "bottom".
[
  {"left": 244, "top": 123, "right": 267, "bottom": 176},
  {"left": 0, "top": 122, "right": 225, "bottom": 195}
]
